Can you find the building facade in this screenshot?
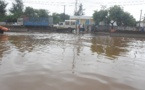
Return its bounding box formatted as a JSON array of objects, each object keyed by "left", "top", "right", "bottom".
[
  {"left": 70, "top": 16, "right": 94, "bottom": 25},
  {"left": 136, "top": 21, "right": 145, "bottom": 27}
]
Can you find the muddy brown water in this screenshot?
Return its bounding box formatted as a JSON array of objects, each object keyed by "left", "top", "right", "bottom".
[{"left": 0, "top": 32, "right": 145, "bottom": 90}]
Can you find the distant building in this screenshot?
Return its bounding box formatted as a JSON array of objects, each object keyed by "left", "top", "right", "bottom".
[
  {"left": 136, "top": 20, "right": 145, "bottom": 27},
  {"left": 17, "top": 18, "right": 23, "bottom": 25},
  {"left": 70, "top": 16, "right": 94, "bottom": 25},
  {"left": 99, "top": 21, "right": 117, "bottom": 26}
]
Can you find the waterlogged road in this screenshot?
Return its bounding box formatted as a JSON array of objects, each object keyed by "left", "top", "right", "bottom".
[{"left": 0, "top": 32, "right": 145, "bottom": 90}]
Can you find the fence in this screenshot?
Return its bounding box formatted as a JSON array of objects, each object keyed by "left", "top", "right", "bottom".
[{"left": 97, "top": 25, "right": 137, "bottom": 31}]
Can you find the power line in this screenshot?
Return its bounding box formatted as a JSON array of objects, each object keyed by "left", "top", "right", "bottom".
[{"left": 7, "top": 0, "right": 145, "bottom": 6}]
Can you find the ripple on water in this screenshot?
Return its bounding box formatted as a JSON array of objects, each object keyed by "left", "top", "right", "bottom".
[
  {"left": 0, "top": 33, "right": 145, "bottom": 90},
  {"left": 0, "top": 67, "right": 137, "bottom": 90}
]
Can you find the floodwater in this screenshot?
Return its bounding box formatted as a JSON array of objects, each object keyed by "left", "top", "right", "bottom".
[{"left": 0, "top": 32, "right": 145, "bottom": 90}]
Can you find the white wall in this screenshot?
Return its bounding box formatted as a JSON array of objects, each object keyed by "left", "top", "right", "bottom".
[
  {"left": 17, "top": 18, "right": 23, "bottom": 25},
  {"left": 136, "top": 22, "right": 145, "bottom": 27},
  {"left": 0, "top": 22, "right": 6, "bottom": 25}
]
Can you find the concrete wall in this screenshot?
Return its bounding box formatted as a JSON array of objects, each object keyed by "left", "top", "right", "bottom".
[
  {"left": 97, "top": 26, "right": 137, "bottom": 31},
  {"left": 0, "top": 22, "right": 6, "bottom": 25},
  {"left": 136, "top": 22, "right": 145, "bottom": 27},
  {"left": 117, "top": 26, "right": 137, "bottom": 31}
]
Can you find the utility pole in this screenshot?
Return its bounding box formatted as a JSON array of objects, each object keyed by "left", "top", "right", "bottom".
[
  {"left": 76, "top": 0, "right": 78, "bottom": 12},
  {"left": 139, "top": 10, "right": 142, "bottom": 30},
  {"left": 64, "top": 5, "right": 66, "bottom": 21},
  {"left": 75, "top": 0, "right": 78, "bottom": 15}
]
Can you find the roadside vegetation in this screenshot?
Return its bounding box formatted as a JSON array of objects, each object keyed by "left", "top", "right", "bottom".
[
  {"left": 0, "top": 0, "right": 70, "bottom": 24},
  {"left": 0, "top": 0, "right": 136, "bottom": 26},
  {"left": 93, "top": 5, "right": 136, "bottom": 26}
]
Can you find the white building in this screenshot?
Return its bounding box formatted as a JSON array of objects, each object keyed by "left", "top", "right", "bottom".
[
  {"left": 70, "top": 16, "right": 94, "bottom": 25},
  {"left": 136, "top": 21, "right": 145, "bottom": 27}
]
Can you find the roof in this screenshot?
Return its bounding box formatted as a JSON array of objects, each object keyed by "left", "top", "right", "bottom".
[
  {"left": 65, "top": 20, "right": 76, "bottom": 22},
  {"left": 70, "top": 16, "right": 93, "bottom": 19}
]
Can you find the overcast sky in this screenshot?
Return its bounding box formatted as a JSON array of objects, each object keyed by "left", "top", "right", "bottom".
[{"left": 6, "top": 0, "right": 145, "bottom": 21}]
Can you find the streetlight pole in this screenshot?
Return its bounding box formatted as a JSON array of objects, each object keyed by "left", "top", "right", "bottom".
[
  {"left": 74, "top": 0, "right": 78, "bottom": 15},
  {"left": 64, "top": 5, "right": 66, "bottom": 21},
  {"left": 139, "top": 10, "right": 142, "bottom": 30}
]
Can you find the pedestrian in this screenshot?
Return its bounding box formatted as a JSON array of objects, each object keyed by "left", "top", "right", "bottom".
[
  {"left": 83, "top": 24, "right": 85, "bottom": 32},
  {"left": 78, "top": 24, "right": 80, "bottom": 32},
  {"left": 80, "top": 24, "right": 83, "bottom": 32}
]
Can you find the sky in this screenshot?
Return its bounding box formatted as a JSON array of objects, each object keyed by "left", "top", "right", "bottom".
[{"left": 5, "top": 0, "right": 145, "bottom": 21}]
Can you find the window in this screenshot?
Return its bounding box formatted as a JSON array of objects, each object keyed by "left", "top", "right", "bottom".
[
  {"left": 65, "top": 21, "right": 69, "bottom": 25},
  {"left": 59, "top": 22, "right": 63, "bottom": 25},
  {"left": 71, "top": 22, "right": 75, "bottom": 25},
  {"left": 18, "top": 20, "right": 22, "bottom": 22}
]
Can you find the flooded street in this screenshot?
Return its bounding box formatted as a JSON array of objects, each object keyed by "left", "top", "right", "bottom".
[{"left": 0, "top": 32, "right": 145, "bottom": 90}]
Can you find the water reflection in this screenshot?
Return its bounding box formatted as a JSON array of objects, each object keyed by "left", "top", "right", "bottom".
[
  {"left": 91, "top": 36, "right": 128, "bottom": 59},
  {"left": 0, "top": 33, "right": 145, "bottom": 90},
  {"left": 9, "top": 35, "right": 45, "bottom": 52},
  {"left": 0, "top": 35, "right": 9, "bottom": 41},
  {"left": 127, "top": 38, "right": 145, "bottom": 59},
  {"left": 0, "top": 35, "right": 9, "bottom": 60}
]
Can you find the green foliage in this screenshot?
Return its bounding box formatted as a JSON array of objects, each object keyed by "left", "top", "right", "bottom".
[
  {"left": 24, "top": 7, "right": 35, "bottom": 17},
  {"left": 59, "top": 13, "right": 70, "bottom": 21},
  {"left": 0, "top": 0, "right": 7, "bottom": 16},
  {"left": 52, "top": 13, "right": 62, "bottom": 24},
  {"left": 93, "top": 10, "right": 109, "bottom": 25},
  {"left": 5, "top": 15, "right": 17, "bottom": 22},
  {"left": 9, "top": 0, "right": 24, "bottom": 18},
  {"left": 122, "top": 12, "right": 136, "bottom": 26},
  {"left": 93, "top": 5, "right": 136, "bottom": 26},
  {"left": 35, "top": 9, "right": 49, "bottom": 17},
  {"left": 0, "top": 0, "right": 69, "bottom": 24},
  {"left": 0, "top": 0, "right": 8, "bottom": 21},
  {"left": 109, "top": 5, "right": 124, "bottom": 26},
  {"left": 52, "top": 13, "right": 70, "bottom": 24},
  {"left": 24, "top": 7, "right": 49, "bottom": 18}
]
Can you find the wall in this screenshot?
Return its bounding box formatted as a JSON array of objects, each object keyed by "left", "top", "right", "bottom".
[
  {"left": 97, "top": 26, "right": 137, "bottom": 31},
  {"left": 70, "top": 16, "right": 94, "bottom": 25},
  {"left": 0, "top": 22, "right": 6, "bottom": 25},
  {"left": 117, "top": 26, "right": 137, "bottom": 31},
  {"left": 136, "top": 22, "right": 145, "bottom": 27},
  {"left": 70, "top": 18, "right": 94, "bottom": 25}
]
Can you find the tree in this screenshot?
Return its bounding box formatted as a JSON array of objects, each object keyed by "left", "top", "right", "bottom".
[
  {"left": 24, "top": 7, "right": 35, "bottom": 17},
  {"left": 52, "top": 13, "right": 62, "bottom": 24},
  {"left": 5, "top": 15, "right": 17, "bottom": 23},
  {"left": 93, "top": 5, "right": 136, "bottom": 26},
  {"left": 52, "top": 13, "right": 70, "bottom": 24},
  {"left": 0, "top": 0, "right": 8, "bottom": 21},
  {"left": 35, "top": 9, "right": 49, "bottom": 17},
  {"left": 109, "top": 5, "right": 124, "bottom": 26},
  {"left": 9, "top": 0, "right": 24, "bottom": 18},
  {"left": 122, "top": 12, "right": 136, "bottom": 26},
  {"left": 24, "top": 7, "right": 49, "bottom": 18},
  {"left": 59, "top": 13, "right": 70, "bottom": 21},
  {"left": 109, "top": 5, "right": 136, "bottom": 26},
  {"left": 74, "top": 3, "right": 85, "bottom": 16},
  {"left": 93, "top": 10, "right": 109, "bottom": 25}
]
